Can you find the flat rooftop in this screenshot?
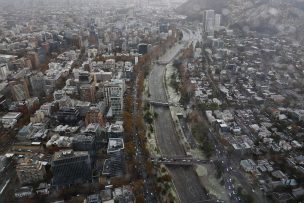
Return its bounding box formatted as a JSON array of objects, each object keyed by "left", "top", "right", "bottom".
[
  {"left": 53, "top": 150, "right": 89, "bottom": 161},
  {"left": 2, "top": 112, "right": 22, "bottom": 119},
  {"left": 107, "top": 138, "right": 124, "bottom": 153}
]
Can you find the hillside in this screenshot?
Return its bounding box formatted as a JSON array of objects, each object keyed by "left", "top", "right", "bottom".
[
  {"left": 177, "top": 0, "right": 304, "bottom": 42},
  {"left": 176, "top": 0, "right": 227, "bottom": 14}
]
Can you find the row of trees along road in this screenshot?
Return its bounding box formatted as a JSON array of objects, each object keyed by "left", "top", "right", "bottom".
[{"left": 122, "top": 28, "right": 181, "bottom": 203}]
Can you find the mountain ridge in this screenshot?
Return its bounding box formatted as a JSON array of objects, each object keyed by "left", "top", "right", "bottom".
[{"left": 176, "top": 0, "right": 304, "bottom": 42}]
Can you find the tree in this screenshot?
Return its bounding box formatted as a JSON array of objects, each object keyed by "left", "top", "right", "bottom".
[
  {"left": 242, "top": 194, "right": 254, "bottom": 203},
  {"left": 144, "top": 111, "right": 153, "bottom": 124},
  {"left": 123, "top": 111, "right": 133, "bottom": 141},
  {"left": 132, "top": 179, "right": 144, "bottom": 195},
  {"left": 126, "top": 159, "right": 138, "bottom": 179},
  {"left": 195, "top": 42, "right": 200, "bottom": 48},
  {"left": 135, "top": 194, "right": 145, "bottom": 203},
  {"left": 170, "top": 74, "right": 179, "bottom": 93},
  {"left": 125, "top": 141, "right": 136, "bottom": 156},
  {"left": 110, "top": 177, "right": 129, "bottom": 187},
  {"left": 173, "top": 59, "right": 182, "bottom": 68},
  {"left": 168, "top": 192, "right": 175, "bottom": 203},
  {"left": 161, "top": 174, "right": 172, "bottom": 182},
  {"left": 146, "top": 160, "right": 154, "bottom": 176}
]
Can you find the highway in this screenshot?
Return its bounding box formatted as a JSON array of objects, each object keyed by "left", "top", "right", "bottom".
[{"left": 148, "top": 30, "right": 207, "bottom": 203}]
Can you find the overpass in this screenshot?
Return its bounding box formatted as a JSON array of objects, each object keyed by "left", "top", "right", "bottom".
[
  {"left": 146, "top": 100, "right": 177, "bottom": 107},
  {"left": 151, "top": 156, "right": 213, "bottom": 166},
  {"left": 156, "top": 60, "right": 169, "bottom": 65}
]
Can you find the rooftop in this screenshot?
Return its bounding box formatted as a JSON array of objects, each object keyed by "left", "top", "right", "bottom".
[
  {"left": 107, "top": 138, "right": 124, "bottom": 153},
  {"left": 53, "top": 150, "right": 89, "bottom": 161},
  {"left": 2, "top": 112, "right": 22, "bottom": 119}
]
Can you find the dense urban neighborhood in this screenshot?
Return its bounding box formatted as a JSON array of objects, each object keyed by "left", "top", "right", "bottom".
[{"left": 0, "top": 0, "right": 303, "bottom": 203}]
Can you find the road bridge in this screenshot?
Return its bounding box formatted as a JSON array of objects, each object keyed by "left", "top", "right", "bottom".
[
  {"left": 151, "top": 156, "right": 213, "bottom": 166},
  {"left": 146, "top": 100, "right": 177, "bottom": 107},
  {"left": 156, "top": 60, "right": 169, "bottom": 65}
]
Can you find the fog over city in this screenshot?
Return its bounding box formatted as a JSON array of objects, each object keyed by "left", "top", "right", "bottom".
[{"left": 0, "top": 0, "right": 303, "bottom": 203}]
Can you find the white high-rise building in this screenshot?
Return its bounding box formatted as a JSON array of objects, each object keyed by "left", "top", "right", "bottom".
[
  {"left": 204, "top": 10, "right": 215, "bottom": 36},
  {"left": 104, "top": 79, "right": 125, "bottom": 118},
  {"left": 215, "top": 14, "right": 221, "bottom": 31},
  {"left": 0, "top": 63, "right": 9, "bottom": 80}
]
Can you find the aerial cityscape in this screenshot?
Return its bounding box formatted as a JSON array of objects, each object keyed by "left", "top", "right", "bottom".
[{"left": 0, "top": 0, "right": 303, "bottom": 202}]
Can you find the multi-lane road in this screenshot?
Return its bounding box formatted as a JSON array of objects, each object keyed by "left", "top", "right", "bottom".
[{"left": 148, "top": 30, "right": 208, "bottom": 203}]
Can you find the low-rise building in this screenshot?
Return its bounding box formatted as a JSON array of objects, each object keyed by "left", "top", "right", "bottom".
[
  {"left": 36, "top": 183, "right": 50, "bottom": 195},
  {"left": 1, "top": 112, "right": 22, "bottom": 128},
  {"left": 16, "top": 158, "right": 46, "bottom": 185},
  {"left": 107, "top": 122, "right": 123, "bottom": 138},
  {"left": 83, "top": 123, "right": 102, "bottom": 136},
  {"left": 113, "top": 185, "right": 134, "bottom": 203},
  {"left": 85, "top": 194, "right": 102, "bottom": 203},
  {"left": 15, "top": 186, "right": 34, "bottom": 198},
  {"left": 240, "top": 159, "right": 256, "bottom": 173}
]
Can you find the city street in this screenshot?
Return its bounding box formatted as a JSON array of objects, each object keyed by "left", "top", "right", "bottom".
[
  {"left": 208, "top": 128, "right": 267, "bottom": 203},
  {"left": 132, "top": 77, "right": 157, "bottom": 203}
]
